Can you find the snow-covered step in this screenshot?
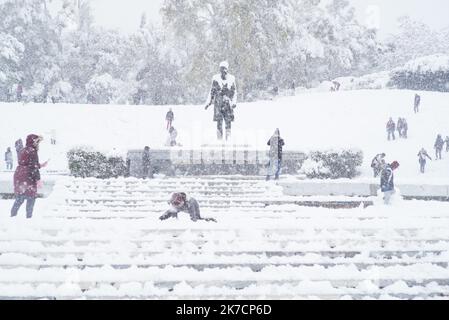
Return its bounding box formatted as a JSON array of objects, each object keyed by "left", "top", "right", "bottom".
[
  {"left": 0, "top": 266, "right": 449, "bottom": 289},
  {"left": 1, "top": 281, "right": 447, "bottom": 300}
]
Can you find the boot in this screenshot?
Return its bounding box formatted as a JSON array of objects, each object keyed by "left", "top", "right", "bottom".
[{"left": 225, "top": 129, "right": 231, "bottom": 141}]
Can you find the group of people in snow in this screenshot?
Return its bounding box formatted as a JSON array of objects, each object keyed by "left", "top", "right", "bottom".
[
  {"left": 386, "top": 117, "right": 408, "bottom": 141},
  {"left": 373, "top": 93, "right": 449, "bottom": 204},
  {"left": 164, "top": 108, "right": 178, "bottom": 147},
  {"left": 383, "top": 94, "right": 449, "bottom": 175},
  {"left": 3, "top": 138, "right": 24, "bottom": 170},
  {"left": 16, "top": 64, "right": 442, "bottom": 221},
  {"left": 4, "top": 133, "right": 56, "bottom": 170}
]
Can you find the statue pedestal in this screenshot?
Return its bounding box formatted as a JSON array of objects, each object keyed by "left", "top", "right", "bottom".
[{"left": 127, "top": 146, "right": 306, "bottom": 177}]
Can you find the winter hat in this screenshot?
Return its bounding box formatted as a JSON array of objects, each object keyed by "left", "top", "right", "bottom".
[
  {"left": 171, "top": 192, "right": 186, "bottom": 207},
  {"left": 25, "top": 134, "right": 43, "bottom": 147},
  {"left": 219, "top": 61, "right": 229, "bottom": 69},
  {"left": 390, "top": 161, "right": 400, "bottom": 170}
]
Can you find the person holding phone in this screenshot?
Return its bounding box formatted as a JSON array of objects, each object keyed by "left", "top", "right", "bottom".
[{"left": 11, "top": 134, "right": 48, "bottom": 219}]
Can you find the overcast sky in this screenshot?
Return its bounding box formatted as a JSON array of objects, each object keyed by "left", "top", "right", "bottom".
[{"left": 90, "top": 0, "right": 449, "bottom": 39}]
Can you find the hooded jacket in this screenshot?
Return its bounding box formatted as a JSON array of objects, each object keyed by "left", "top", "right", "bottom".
[
  {"left": 267, "top": 129, "right": 285, "bottom": 161},
  {"left": 13, "top": 134, "right": 42, "bottom": 197},
  {"left": 380, "top": 164, "right": 394, "bottom": 192}
]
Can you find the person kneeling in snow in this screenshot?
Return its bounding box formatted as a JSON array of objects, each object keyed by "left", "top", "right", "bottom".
[
  {"left": 380, "top": 161, "right": 400, "bottom": 205},
  {"left": 159, "top": 192, "right": 217, "bottom": 222}
]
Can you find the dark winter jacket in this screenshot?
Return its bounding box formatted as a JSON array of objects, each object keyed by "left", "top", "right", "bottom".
[
  {"left": 15, "top": 139, "right": 23, "bottom": 153},
  {"left": 160, "top": 193, "right": 216, "bottom": 222},
  {"left": 402, "top": 120, "right": 408, "bottom": 130},
  {"left": 207, "top": 73, "right": 237, "bottom": 122},
  {"left": 142, "top": 149, "right": 151, "bottom": 167},
  {"left": 5, "top": 149, "right": 13, "bottom": 162},
  {"left": 166, "top": 111, "right": 174, "bottom": 121},
  {"left": 371, "top": 154, "right": 385, "bottom": 169},
  {"left": 380, "top": 165, "right": 394, "bottom": 192},
  {"left": 414, "top": 95, "right": 421, "bottom": 107},
  {"left": 386, "top": 120, "right": 395, "bottom": 132},
  {"left": 397, "top": 119, "right": 403, "bottom": 131},
  {"left": 160, "top": 195, "right": 202, "bottom": 221},
  {"left": 418, "top": 150, "right": 432, "bottom": 163},
  {"left": 267, "top": 131, "right": 285, "bottom": 161},
  {"left": 13, "top": 135, "right": 41, "bottom": 197},
  {"left": 434, "top": 136, "right": 444, "bottom": 150}
]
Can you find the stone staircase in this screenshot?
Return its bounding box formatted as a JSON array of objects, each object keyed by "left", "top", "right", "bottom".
[{"left": 0, "top": 176, "right": 448, "bottom": 299}]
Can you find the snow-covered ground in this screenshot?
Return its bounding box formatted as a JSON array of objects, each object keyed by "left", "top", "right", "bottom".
[
  {"left": 0, "top": 176, "right": 449, "bottom": 299},
  {"left": 1, "top": 89, "right": 449, "bottom": 299},
  {"left": 1, "top": 89, "right": 449, "bottom": 183}
]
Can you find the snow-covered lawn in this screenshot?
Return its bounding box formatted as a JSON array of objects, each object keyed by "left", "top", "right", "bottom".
[
  {"left": 1, "top": 89, "right": 449, "bottom": 183},
  {"left": 1, "top": 89, "right": 449, "bottom": 299}
]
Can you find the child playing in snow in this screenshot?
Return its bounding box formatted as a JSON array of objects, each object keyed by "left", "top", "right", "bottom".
[{"left": 159, "top": 192, "right": 216, "bottom": 222}]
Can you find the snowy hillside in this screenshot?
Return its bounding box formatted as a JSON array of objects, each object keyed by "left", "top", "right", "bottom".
[{"left": 1, "top": 89, "right": 448, "bottom": 182}]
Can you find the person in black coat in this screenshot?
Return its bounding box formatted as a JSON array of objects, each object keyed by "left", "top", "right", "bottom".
[
  {"left": 15, "top": 139, "right": 23, "bottom": 162},
  {"left": 166, "top": 108, "right": 174, "bottom": 130},
  {"left": 142, "top": 146, "right": 153, "bottom": 179},
  {"left": 414, "top": 94, "right": 421, "bottom": 113},
  {"left": 386, "top": 118, "right": 396, "bottom": 141},
  {"left": 434, "top": 134, "right": 444, "bottom": 160},
  {"left": 266, "top": 129, "right": 285, "bottom": 181},
  {"left": 380, "top": 161, "right": 399, "bottom": 205}
]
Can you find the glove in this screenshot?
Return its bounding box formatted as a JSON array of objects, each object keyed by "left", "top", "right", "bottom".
[{"left": 232, "top": 104, "right": 236, "bottom": 109}]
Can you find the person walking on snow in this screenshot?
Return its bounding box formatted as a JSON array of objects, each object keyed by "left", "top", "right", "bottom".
[
  {"left": 402, "top": 118, "right": 408, "bottom": 139},
  {"left": 5, "top": 147, "right": 13, "bottom": 170},
  {"left": 11, "top": 134, "right": 48, "bottom": 219},
  {"left": 142, "top": 146, "right": 153, "bottom": 179},
  {"left": 371, "top": 153, "right": 386, "bottom": 178},
  {"left": 166, "top": 126, "right": 178, "bottom": 147},
  {"left": 205, "top": 61, "right": 237, "bottom": 141},
  {"left": 386, "top": 118, "right": 396, "bottom": 141},
  {"left": 15, "top": 138, "right": 23, "bottom": 162},
  {"left": 159, "top": 192, "right": 217, "bottom": 222},
  {"left": 434, "top": 134, "right": 444, "bottom": 160},
  {"left": 166, "top": 108, "right": 174, "bottom": 130},
  {"left": 414, "top": 94, "right": 421, "bottom": 113},
  {"left": 397, "top": 118, "right": 403, "bottom": 138},
  {"left": 266, "top": 129, "right": 285, "bottom": 181},
  {"left": 445, "top": 136, "right": 449, "bottom": 153},
  {"left": 417, "top": 148, "right": 432, "bottom": 174},
  {"left": 380, "top": 161, "right": 400, "bottom": 205},
  {"left": 16, "top": 82, "right": 23, "bottom": 102}
]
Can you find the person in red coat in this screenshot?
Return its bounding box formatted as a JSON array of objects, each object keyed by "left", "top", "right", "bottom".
[{"left": 11, "top": 134, "right": 48, "bottom": 218}]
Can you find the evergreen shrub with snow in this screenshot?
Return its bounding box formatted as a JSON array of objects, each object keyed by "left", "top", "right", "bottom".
[
  {"left": 389, "top": 55, "right": 449, "bottom": 92},
  {"left": 300, "top": 149, "right": 363, "bottom": 179},
  {"left": 67, "top": 147, "right": 127, "bottom": 179}
]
